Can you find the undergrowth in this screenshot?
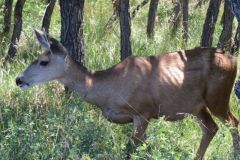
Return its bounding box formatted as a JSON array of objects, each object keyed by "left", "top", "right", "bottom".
[{"left": 0, "top": 0, "right": 240, "bottom": 159}]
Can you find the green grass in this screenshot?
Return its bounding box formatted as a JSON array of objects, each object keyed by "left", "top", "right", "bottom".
[{"left": 0, "top": 0, "right": 240, "bottom": 159}]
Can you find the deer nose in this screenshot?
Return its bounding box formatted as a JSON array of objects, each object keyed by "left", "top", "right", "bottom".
[{"left": 16, "top": 77, "right": 23, "bottom": 86}]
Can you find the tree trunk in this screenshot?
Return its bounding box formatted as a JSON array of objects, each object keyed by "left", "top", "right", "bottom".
[
  {"left": 228, "top": 0, "right": 240, "bottom": 55},
  {"left": 200, "top": 0, "right": 221, "bottom": 47},
  {"left": 131, "top": 0, "right": 149, "bottom": 18},
  {"left": 217, "top": 0, "right": 234, "bottom": 50},
  {"left": 195, "top": 0, "right": 208, "bottom": 8},
  {"left": 147, "top": 0, "right": 159, "bottom": 37},
  {"left": 6, "top": 0, "right": 26, "bottom": 60},
  {"left": 169, "top": 0, "right": 181, "bottom": 34},
  {"left": 59, "top": 0, "right": 85, "bottom": 65},
  {"left": 119, "top": 0, "right": 132, "bottom": 61},
  {"left": 41, "top": 0, "right": 56, "bottom": 33},
  {"left": 231, "top": 25, "right": 240, "bottom": 55},
  {"left": 105, "top": 0, "right": 149, "bottom": 30},
  {"left": 3, "top": 0, "right": 13, "bottom": 34},
  {"left": 112, "top": 0, "right": 120, "bottom": 16},
  {"left": 104, "top": 0, "right": 119, "bottom": 30},
  {"left": 182, "top": 0, "right": 188, "bottom": 47}
]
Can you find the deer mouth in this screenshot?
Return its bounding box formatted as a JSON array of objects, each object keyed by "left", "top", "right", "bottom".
[
  {"left": 16, "top": 77, "right": 33, "bottom": 90},
  {"left": 19, "top": 83, "right": 31, "bottom": 90}
]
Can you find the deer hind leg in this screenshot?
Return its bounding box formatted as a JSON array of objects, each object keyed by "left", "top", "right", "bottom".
[
  {"left": 195, "top": 108, "right": 218, "bottom": 160},
  {"left": 126, "top": 116, "right": 149, "bottom": 159},
  {"left": 216, "top": 110, "right": 240, "bottom": 158}
]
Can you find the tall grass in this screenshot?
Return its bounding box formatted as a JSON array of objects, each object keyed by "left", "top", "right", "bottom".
[{"left": 0, "top": 0, "right": 240, "bottom": 159}]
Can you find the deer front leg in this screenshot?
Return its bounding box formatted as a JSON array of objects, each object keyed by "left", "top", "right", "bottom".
[
  {"left": 195, "top": 109, "right": 218, "bottom": 160},
  {"left": 126, "top": 116, "right": 149, "bottom": 159}
]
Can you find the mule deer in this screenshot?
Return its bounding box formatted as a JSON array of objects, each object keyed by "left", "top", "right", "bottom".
[{"left": 16, "top": 30, "right": 240, "bottom": 159}]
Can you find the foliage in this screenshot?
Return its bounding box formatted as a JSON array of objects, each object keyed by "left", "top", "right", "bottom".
[{"left": 0, "top": 0, "right": 240, "bottom": 159}]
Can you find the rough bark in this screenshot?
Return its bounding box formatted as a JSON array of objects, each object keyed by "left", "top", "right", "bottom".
[
  {"left": 119, "top": 0, "right": 132, "bottom": 61},
  {"left": 59, "top": 0, "right": 85, "bottom": 65},
  {"left": 182, "top": 0, "right": 188, "bottom": 46},
  {"left": 6, "top": 0, "right": 26, "bottom": 60},
  {"left": 41, "top": 0, "right": 56, "bottom": 33},
  {"left": 147, "top": 0, "right": 159, "bottom": 37},
  {"left": 169, "top": 0, "right": 181, "bottom": 34},
  {"left": 3, "top": 0, "right": 13, "bottom": 34},
  {"left": 200, "top": 0, "right": 221, "bottom": 47},
  {"left": 217, "top": 0, "right": 234, "bottom": 50}
]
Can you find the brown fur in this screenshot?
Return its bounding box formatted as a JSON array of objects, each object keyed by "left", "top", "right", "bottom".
[{"left": 54, "top": 47, "right": 240, "bottom": 159}]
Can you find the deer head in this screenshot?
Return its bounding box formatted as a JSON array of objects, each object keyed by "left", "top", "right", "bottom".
[{"left": 16, "top": 30, "right": 67, "bottom": 90}]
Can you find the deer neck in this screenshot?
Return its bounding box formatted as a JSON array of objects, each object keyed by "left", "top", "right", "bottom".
[{"left": 58, "top": 56, "right": 102, "bottom": 106}]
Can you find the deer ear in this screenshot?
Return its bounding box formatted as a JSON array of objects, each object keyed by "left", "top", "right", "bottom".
[
  {"left": 34, "top": 29, "right": 51, "bottom": 50},
  {"left": 48, "top": 37, "right": 67, "bottom": 56}
]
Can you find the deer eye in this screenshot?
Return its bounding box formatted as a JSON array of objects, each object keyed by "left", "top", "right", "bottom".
[{"left": 39, "top": 61, "right": 49, "bottom": 66}]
